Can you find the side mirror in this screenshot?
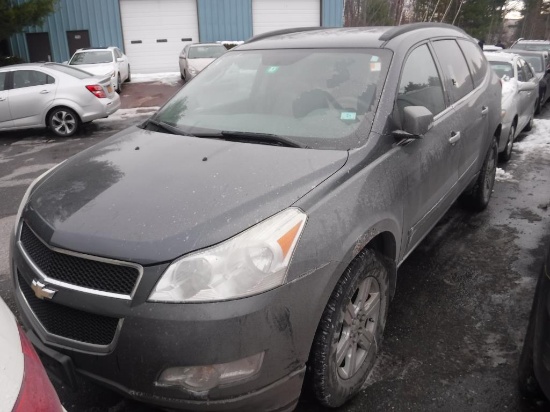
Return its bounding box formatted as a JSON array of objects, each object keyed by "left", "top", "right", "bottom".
[
  {"left": 394, "top": 106, "right": 434, "bottom": 139},
  {"left": 116, "top": 57, "right": 124, "bottom": 62},
  {"left": 518, "top": 81, "right": 536, "bottom": 92}
]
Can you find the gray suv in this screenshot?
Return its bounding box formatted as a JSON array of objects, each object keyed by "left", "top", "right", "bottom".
[{"left": 11, "top": 23, "right": 501, "bottom": 411}]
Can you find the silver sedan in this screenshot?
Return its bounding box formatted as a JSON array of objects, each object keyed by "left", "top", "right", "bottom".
[
  {"left": 0, "top": 63, "right": 120, "bottom": 137},
  {"left": 179, "top": 43, "right": 226, "bottom": 81}
]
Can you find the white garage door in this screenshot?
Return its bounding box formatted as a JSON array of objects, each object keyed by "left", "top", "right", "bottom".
[
  {"left": 252, "top": 0, "right": 321, "bottom": 35},
  {"left": 120, "top": 0, "right": 199, "bottom": 73}
]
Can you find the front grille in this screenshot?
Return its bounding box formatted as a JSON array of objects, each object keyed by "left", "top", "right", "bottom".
[
  {"left": 20, "top": 222, "right": 140, "bottom": 295},
  {"left": 18, "top": 273, "right": 120, "bottom": 346}
]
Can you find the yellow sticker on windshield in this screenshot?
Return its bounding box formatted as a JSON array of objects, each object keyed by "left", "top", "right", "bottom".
[{"left": 266, "top": 66, "right": 279, "bottom": 73}]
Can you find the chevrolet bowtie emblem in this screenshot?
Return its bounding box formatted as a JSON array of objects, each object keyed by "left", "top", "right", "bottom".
[{"left": 31, "top": 279, "right": 57, "bottom": 300}]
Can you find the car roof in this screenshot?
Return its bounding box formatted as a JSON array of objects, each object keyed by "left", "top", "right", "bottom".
[
  {"left": 0, "top": 62, "right": 50, "bottom": 71},
  {"left": 516, "top": 39, "right": 550, "bottom": 43},
  {"left": 237, "top": 23, "right": 469, "bottom": 51},
  {"left": 484, "top": 52, "right": 518, "bottom": 63},
  {"left": 189, "top": 43, "right": 225, "bottom": 47},
  {"left": 503, "top": 49, "right": 546, "bottom": 57},
  {"left": 75, "top": 47, "right": 116, "bottom": 52}
]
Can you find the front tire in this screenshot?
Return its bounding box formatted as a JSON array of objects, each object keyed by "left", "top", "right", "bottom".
[
  {"left": 116, "top": 73, "right": 122, "bottom": 93},
  {"left": 48, "top": 107, "right": 80, "bottom": 137},
  {"left": 461, "top": 137, "right": 497, "bottom": 211},
  {"left": 499, "top": 124, "right": 515, "bottom": 163},
  {"left": 309, "top": 249, "right": 389, "bottom": 408},
  {"left": 125, "top": 66, "right": 131, "bottom": 82}
]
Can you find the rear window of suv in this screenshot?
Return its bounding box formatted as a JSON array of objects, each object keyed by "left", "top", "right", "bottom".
[{"left": 512, "top": 43, "right": 550, "bottom": 52}]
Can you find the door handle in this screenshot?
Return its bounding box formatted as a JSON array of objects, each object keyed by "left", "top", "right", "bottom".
[
  {"left": 0, "top": 97, "right": 6, "bottom": 102},
  {"left": 40, "top": 90, "right": 50, "bottom": 94},
  {"left": 481, "top": 106, "right": 489, "bottom": 116},
  {"left": 449, "top": 131, "right": 461, "bottom": 145}
]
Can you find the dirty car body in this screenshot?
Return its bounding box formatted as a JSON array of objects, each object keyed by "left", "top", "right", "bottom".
[{"left": 11, "top": 24, "right": 501, "bottom": 411}]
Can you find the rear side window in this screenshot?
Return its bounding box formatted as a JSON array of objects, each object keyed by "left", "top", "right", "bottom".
[
  {"left": 13, "top": 70, "right": 54, "bottom": 89},
  {"left": 458, "top": 39, "right": 487, "bottom": 87},
  {"left": 432, "top": 40, "right": 474, "bottom": 102},
  {"left": 397, "top": 44, "right": 446, "bottom": 117},
  {"left": 521, "top": 59, "right": 535, "bottom": 80},
  {"left": 516, "top": 61, "right": 526, "bottom": 81}
]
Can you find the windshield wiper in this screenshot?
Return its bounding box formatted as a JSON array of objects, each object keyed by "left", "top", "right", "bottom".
[
  {"left": 195, "top": 131, "right": 303, "bottom": 148},
  {"left": 144, "top": 119, "right": 192, "bottom": 136}
]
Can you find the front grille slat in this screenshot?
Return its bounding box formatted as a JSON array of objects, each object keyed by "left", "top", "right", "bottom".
[
  {"left": 19, "top": 273, "right": 120, "bottom": 346},
  {"left": 20, "top": 223, "right": 139, "bottom": 295}
]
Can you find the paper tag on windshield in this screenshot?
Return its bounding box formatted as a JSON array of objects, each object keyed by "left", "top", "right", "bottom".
[
  {"left": 341, "top": 112, "right": 357, "bottom": 120},
  {"left": 370, "top": 56, "right": 379, "bottom": 62},
  {"left": 266, "top": 66, "right": 279, "bottom": 73},
  {"left": 370, "top": 62, "right": 381, "bottom": 72}
]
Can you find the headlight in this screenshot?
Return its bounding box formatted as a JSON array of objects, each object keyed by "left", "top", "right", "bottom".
[
  {"left": 14, "top": 161, "right": 65, "bottom": 234},
  {"left": 188, "top": 67, "right": 197, "bottom": 75},
  {"left": 149, "top": 208, "right": 307, "bottom": 302}
]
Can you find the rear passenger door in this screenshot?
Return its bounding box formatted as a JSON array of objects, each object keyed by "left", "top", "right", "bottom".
[
  {"left": 8, "top": 69, "right": 56, "bottom": 127},
  {"left": 398, "top": 43, "right": 460, "bottom": 255},
  {"left": 432, "top": 39, "right": 488, "bottom": 184}
]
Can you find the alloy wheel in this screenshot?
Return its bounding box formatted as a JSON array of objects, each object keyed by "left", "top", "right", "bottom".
[
  {"left": 51, "top": 110, "right": 76, "bottom": 136},
  {"left": 336, "top": 277, "right": 381, "bottom": 380}
]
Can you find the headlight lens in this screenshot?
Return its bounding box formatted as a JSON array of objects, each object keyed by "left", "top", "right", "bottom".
[
  {"left": 149, "top": 208, "right": 307, "bottom": 302},
  {"left": 14, "top": 162, "right": 65, "bottom": 234}
]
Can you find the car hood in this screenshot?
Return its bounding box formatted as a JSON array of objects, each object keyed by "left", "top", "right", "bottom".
[
  {"left": 188, "top": 58, "right": 215, "bottom": 72},
  {"left": 69, "top": 63, "right": 115, "bottom": 76},
  {"left": 26, "top": 127, "right": 348, "bottom": 265}
]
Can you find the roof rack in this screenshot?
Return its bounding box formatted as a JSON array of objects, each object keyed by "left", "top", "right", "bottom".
[
  {"left": 244, "top": 27, "right": 324, "bottom": 44},
  {"left": 379, "top": 22, "right": 466, "bottom": 42}
]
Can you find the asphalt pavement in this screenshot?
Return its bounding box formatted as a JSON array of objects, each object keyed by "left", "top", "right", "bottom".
[{"left": 0, "top": 82, "right": 549, "bottom": 412}]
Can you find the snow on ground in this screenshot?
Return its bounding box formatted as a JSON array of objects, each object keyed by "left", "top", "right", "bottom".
[
  {"left": 130, "top": 72, "right": 181, "bottom": 85},
  {"left": 497, "top": 117, "right": 550, "bottom": 182},
  {"left": 496, "top": 168, "right": 515, "bottom": 182},
  {"left": 95, "top": 107, "right": 159, "bottom": 123},
  {"left": 514, "top": 118, "right": 550, "bottom": 157}
]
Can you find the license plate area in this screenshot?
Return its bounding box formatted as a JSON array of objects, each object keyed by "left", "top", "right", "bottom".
[{"left": 107, "top": 85, "right": 113, "bottom": 93}]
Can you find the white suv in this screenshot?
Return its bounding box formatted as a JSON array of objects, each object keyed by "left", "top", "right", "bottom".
[{"left": 67, "top": 46, "right": 130, "bottom": 92}]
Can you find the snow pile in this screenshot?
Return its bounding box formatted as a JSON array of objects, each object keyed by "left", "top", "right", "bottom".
[
  {"left": 496, "top": 167, "right": 514, "bottom": 182},
  {"left": 514, "top": 118, "right": 550, "bottom": 157},
  {"left": 95, "top": 107, "right": 160, "bottom": 122},
  {"left": 131, "top": 72, "right": 181, "bottom": 85}
]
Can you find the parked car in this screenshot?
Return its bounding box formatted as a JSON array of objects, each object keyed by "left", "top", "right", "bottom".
[
  {"left": 485, "top": 52, "right": 538, "bottom": 161},
  {"left": 11, "top": 23, "right": 501, "bottom": 411},
  {"left": 68, "top": 47, "right": 130, "bottom": 92},
  {"left": 0, "top": 296, "right": 65, "bottom": 412},
  {"left": 518, "top": 237, "right": 550, "bottom": 403},
  {"left": 179, "top": 43, "right": 226, "bottom": 81},
  {"left": 510, "top": 39, "right": 550, "bottom": 53},
  {"left": 503, "top": 49, "right": 550, "bottom": 110},
  {"left": 0, "top": 63, "right": 120, "bottom": 137}
]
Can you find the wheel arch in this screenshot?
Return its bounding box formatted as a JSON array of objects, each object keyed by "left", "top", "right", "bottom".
[{"left": 44, "top": 103, "right": 83, "bottom": 127}]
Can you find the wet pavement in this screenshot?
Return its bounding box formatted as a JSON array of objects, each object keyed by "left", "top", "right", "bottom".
[{"left": 0, "top": 86, "right": 549, "bottom": 412}]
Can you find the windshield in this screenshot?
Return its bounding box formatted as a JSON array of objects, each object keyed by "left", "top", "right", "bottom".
[
  {"left": 154, "top": 48, "right": 391, "bottom": 150},
  {"left": 512, "top": 43, "right": 550, "bottom": 52},
  {"left": 70, "top": 51, "right": 113, "bottom": 65},
  {"left": 188, "top": 45, "right": 226, "bottom": 59},
  {"left": 489, "top": 61, "right": 514, "bottom": 79}
]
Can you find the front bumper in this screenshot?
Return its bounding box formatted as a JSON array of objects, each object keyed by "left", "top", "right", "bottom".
[{"left": 11, "top": 224, "right": 338, "bottom": 411}]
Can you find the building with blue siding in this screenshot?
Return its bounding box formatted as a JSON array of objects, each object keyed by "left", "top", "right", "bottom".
[{"left": 10, "top": 0, "right": 344, "bottom": 73}]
